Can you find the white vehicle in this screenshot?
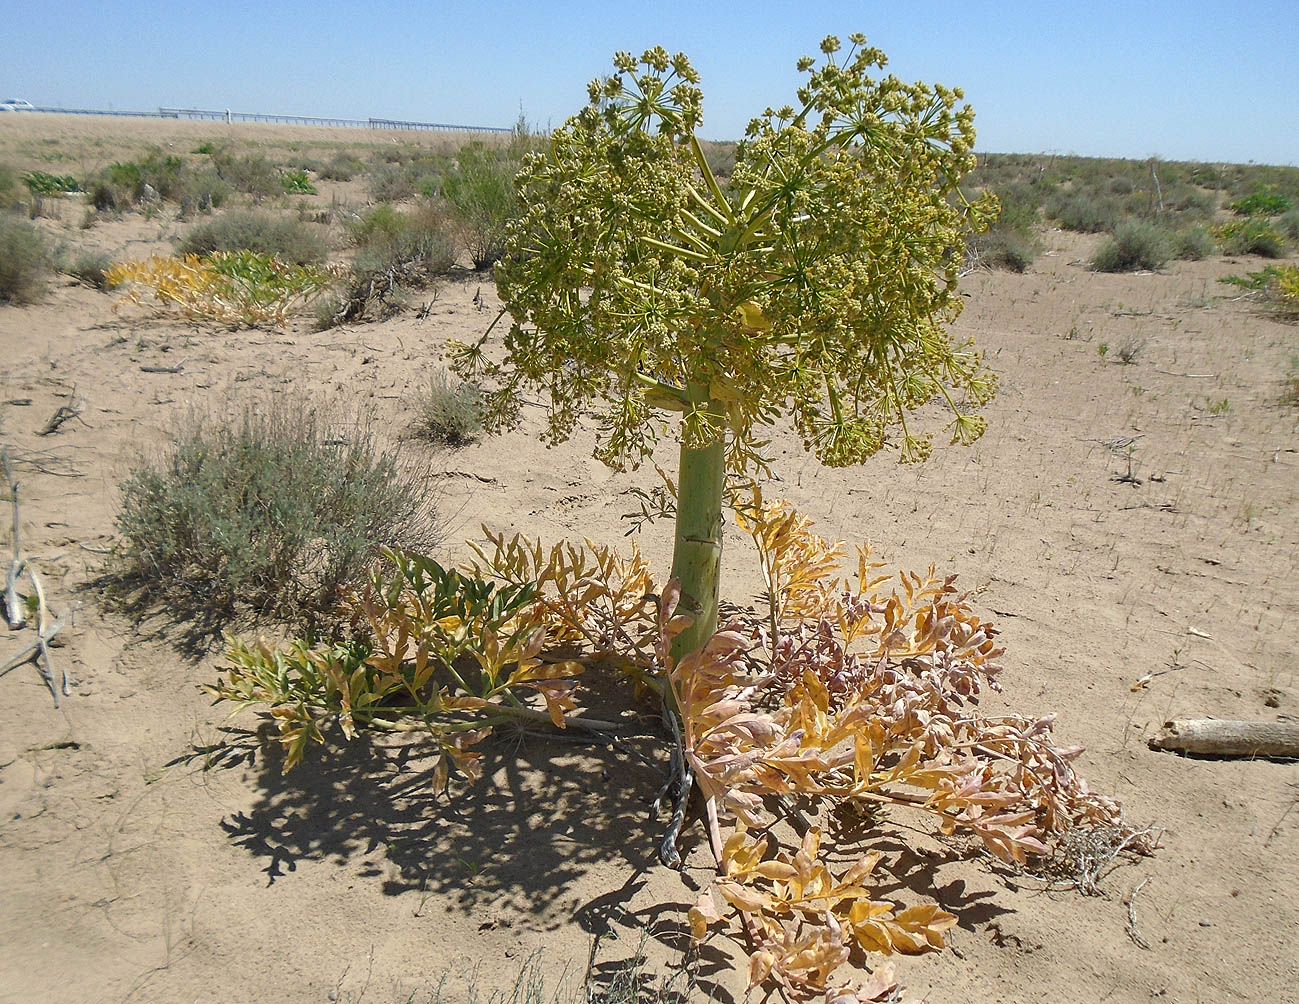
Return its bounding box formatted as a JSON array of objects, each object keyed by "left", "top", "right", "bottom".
[{"left": 0, "top": 99, "right": 34, "bottom": 112}]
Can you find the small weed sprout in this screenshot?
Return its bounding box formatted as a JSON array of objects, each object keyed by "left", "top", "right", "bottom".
[
  {"left": 1116, "top": 337, "right": 1146, "bottom": 365},
  {"left": 1281, "top": 356, "right": 1299, "bottom": 407},
  {"left": 1098, "top": 342, "right": 1109, "bottom": 357}
]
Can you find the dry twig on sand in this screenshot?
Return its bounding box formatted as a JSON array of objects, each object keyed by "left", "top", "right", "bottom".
[
  {"left": 1035, "top": 816, "right": 1163, "bottom": 895},
  {"left": 1126, "top": 877, "right": 1152, "bottom": 950},
  {"left": 0, "top": 447, "right": 69, "bottom": 705},
  {"left": 37, "top": 385, "right": 87, "bottom": 436},
  {"left": 2, "top": 448, "right": 26, "bottom": 629}
]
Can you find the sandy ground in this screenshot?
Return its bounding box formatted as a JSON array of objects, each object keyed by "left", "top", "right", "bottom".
[
  {"left": 2, "top": 121, "right": 1298, "bottom": 1004},
  {"left": 0, "top": 112, "right": 492, "bottom": 173}
]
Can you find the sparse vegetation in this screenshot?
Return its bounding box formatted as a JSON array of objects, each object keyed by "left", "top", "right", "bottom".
[
  {"left": 0, "top": 213, "right": 50, "bottom": 303},
  {"left": 1221, "top": 263, "right": 1299, "bottom": 321},
  {"left": 442, "top": 142, "right": 524, "bottom": 269},
  {"left": 110, "top": 400, "right": 435, "bottom": 641},
  {"left": 64, "top": 249, "right": 112, "bottom": 289},
  {"left": 1230, "top": 188, "right": 1291, "bottom": 216},
  {"left": 1047, "top": 190, "right": 1121, "bottom": 233},
  {"left": 1092, "top": 220, "right": 1172, "bottom": 272},
  {"left": 107, "top": 251, "right": 337, "bottom": 326},
  {"left": 1173, "top": 225, "right": 1215, "bottom": 260},
  {"left": 89, "top": 150, "right": 230, "bottom": 212},
  {"left": 1215, "top": 217, "right": 1287, "bottom": 258},
  {"left": 1282, "top": 355, "right": 1299, "bottom": 406},
  {"left": 22, "top": 171, "right": 81, "bottom": 196},
  {"left": 318, "top": 203, "right": 456, "bottom": 326},
  {"left": 318, "top": 152, "right": 365, "bottom": 181},
  {"left": 417, "top": 369, "right": 483, "bottom": 446},
  {"left": 178, "top": 211, "right": 329, "bottom": 265},
  {"left": 1116, "top": 337, "right": 1146, "bottom": 365}
]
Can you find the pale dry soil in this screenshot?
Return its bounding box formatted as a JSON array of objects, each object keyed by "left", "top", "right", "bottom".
[{"left": 1, "top": 143, "right": 1298, "bottom": 1004}]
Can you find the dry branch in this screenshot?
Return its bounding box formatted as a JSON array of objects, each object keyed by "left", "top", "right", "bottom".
[
  {"left": 139, "top": 360, "right": 186, "bottom": 374},
  {"left": 1148, "top": 719, "right": 1299, "bottom": 758},
  {"left": 0, "top": 448, "right": 68, "bottom": 704},
  {"left": 37, "top": 386, "right": 86, "bottom": 436},
  {"left": 2, "top": 448, "right": 25, "bottom": 629},
  {"left": 27, "top": 565, "right": 70, "bottom": 704}
]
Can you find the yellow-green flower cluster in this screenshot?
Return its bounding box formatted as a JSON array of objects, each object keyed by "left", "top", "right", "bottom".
[{"left": 452, "top": 34, "right": 997, "bottom": 472}]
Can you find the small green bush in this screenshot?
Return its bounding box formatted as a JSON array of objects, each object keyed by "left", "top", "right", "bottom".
[
  {"left": 347, "top": 203, "right": 407, "bottom": 247},
  {"left": 1216, "top": 218, "right": 1287, "bottom": 258},
  {"left": 280, "top": 169, "right": 317, "bottom": 195},
  {"left": 0, "top": 214, "right": 49, "bottom": 303},
  {"left": 1173, "top": 226, "right": 1215, "bottom": 260},
  {"left": 22, "top": 171, "right": 80, "bottom": 196},
  {"left": 178, "top": 211, "right": 329, "bottom": 265},
  {"left": 1231, "top": 189, "right": 1292, "bottom": 216},
  {"left": 1092, "top": 220, "right": 1173, "bottom": 272},
  {"left": 417, "top": 369, "right": 483, "bottom": 446},
  {"left": 110, "top": 400, "right": 436, "bottom": 641},
  {"left": 65, "top": 250, "right": 112, "bottom": 289},
  {"left": 443, "top": 144, "right": 521, "bottom": 268},
  {"left": 369, "top": 162, "right": 417, "bottom": 202},
  {"left": 1162, "top": 184, "right": 1216, "bottom": 218}
]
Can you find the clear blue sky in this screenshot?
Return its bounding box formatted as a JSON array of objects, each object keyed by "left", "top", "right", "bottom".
[{"left": 3, "top": 1, "right": 1295, "bottom": 165}]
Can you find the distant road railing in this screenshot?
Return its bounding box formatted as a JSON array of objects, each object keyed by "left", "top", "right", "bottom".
[{"left": 25, "top": 106, "right": 510, "bottom": 133}]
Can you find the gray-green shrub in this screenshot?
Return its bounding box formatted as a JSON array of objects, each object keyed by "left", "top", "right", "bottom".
[
  {"left": 417, "top": 369, "right": 483, "bottom": 446},
  {"left": 65, "top": 250, "right": 112, "bottom": 289},
  {"left": 1173, "top": 226, "right": 1215, "bottom": 260},
  {"left": 0, "top": 214, "right": 49, "bottom": 303},
  {"left": 1092, "top": 220, "right": 1173, "bottom": 272},
  {"left": 319, "top": 153, "right": 364, "bottom": 181},
  {"left": 178, "top": 211, "right": 329, "bottom": 265},
  {"left": 110, "top": 400, "right": 435, "bottom": 641},
  {"left": 1047, "top": 191, "right": 1121, "bottom": 233}
]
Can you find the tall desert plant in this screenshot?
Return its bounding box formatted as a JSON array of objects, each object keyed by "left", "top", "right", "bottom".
[
  {"left": 215, "top": 38, "right": 1144, "bottom": 1004},
  {"left": 453, "top": 35, "right": 997, "bottom": 658}
]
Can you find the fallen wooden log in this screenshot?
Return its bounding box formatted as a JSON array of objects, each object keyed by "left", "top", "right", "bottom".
[{"left": 1148, "top": 719, "right": 1299, "bottom": 758}]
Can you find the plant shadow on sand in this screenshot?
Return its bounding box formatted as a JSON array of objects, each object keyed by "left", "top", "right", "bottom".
[
  {"left": 187, "top": 672, "right": 1019, "bottom": 1000},
  {"left": 200, "top": 728, "right": 748, "bottom": 997},
  {"left": 191, "top": 673, "right": 743, "bottom": 993}
]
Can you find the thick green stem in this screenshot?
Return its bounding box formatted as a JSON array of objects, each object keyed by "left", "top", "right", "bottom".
[{"left": 669, "top": 391, "right": 727, "bottom": 662}]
